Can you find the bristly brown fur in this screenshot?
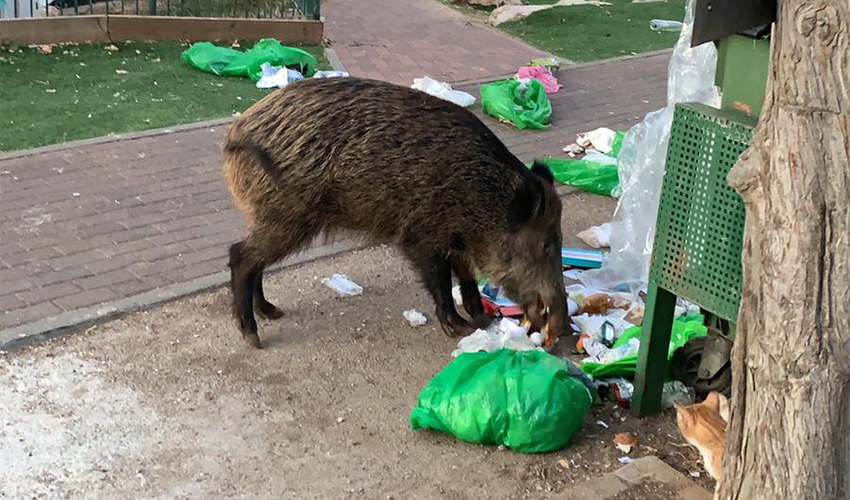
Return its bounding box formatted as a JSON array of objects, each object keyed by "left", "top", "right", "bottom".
[{"left": 222, "top": 77, "right": 567, "bottom": 348}]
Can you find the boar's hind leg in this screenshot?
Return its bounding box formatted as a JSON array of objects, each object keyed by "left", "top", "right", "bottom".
[
  {"left": 412, "top": 253, "right": 475, "bottom": 338},
  {"left": 451, "top": 256, "right": 492, "bottom": 329},
  {"left": 229, "top": 240, "right": 263, "bottom": 348},
  {"left": 254, "top": 270, "right": 284, "bottom": 320}
]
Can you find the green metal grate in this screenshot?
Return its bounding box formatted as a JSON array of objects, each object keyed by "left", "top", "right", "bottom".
[{"left": 649, "top": 103, "right": 756, "bottom": 322}]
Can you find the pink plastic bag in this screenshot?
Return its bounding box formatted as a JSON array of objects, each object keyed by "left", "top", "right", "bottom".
[{"left": 517, "top": 65, "right": 559, "bottom": 94}]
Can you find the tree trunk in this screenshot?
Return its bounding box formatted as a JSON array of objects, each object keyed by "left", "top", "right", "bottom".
[{"left": 719, "top": 1, "right": 849, "bottom": 499}]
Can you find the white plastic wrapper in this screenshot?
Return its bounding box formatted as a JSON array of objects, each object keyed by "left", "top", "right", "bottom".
[
  {"left": 322, "top": 273, "right": 363, "bottom": 296},
  {"left": 411, "top": 76, "right": 476, "bottom": 107},
  {"left": 577, "top": 222, "right": 613, "bottom": 248},
  {"left": 403, "top": 309, "right": 428, "bottom": 327},
  {"left": 256, "top": 62, "right": 303, "bottom": 89},
  {"left": 579, "top": 0, "right": 720, "bottom": 291}
]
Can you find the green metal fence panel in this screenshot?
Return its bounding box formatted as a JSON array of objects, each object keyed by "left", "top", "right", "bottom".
[
  {"left": 293, "top": 0, "right": 318, "bottom": 19},
  {"left": 649, "top": 102, "right": 757, "bottom": 322}
]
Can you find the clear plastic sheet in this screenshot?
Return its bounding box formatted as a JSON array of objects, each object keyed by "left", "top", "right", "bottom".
[{"left": 579, "top": 0, "right": 720, "bottom": 291}]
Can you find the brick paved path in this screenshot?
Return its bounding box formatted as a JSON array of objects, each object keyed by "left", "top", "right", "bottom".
[
  {"left": 323, "top": 0, "right": 549, "bottom": 84},
  {"left": 0, "top": 37, "right": 669, "bottom": 342}
]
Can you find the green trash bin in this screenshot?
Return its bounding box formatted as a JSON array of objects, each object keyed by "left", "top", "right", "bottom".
[{"left": 632, "top": 103, "right": 757, "bottom": 416}]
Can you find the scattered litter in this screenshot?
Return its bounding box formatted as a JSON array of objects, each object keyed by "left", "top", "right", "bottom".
[
  {"left": 614, "top": 432, "right": 638, "bottom": 454},
  {"left": 563, "top": 268, "right": 583, "bottom": 280},
  {"left": 313, "top": 70, "right": 349, "bottom": 79},
  {"left": 115, "top": 69, "right": 128, "bottom": 75},
  {"left": 403, "top": 309, "right": 428, "bottom": 327},
  {"left": 650, "top": 19, "right": 684, "bottom": 31},
  {"left": 480, "top": 78, "right": 551, "bottom": 130},
  {"left": 557, "top": 458, "right": 571, "bottom": 470},
  {"left": 104, "top": 44, "right": 119, "bottom": 51},
  {"left": 577, "top": 292, "right": 619, "bottom": 315},
  {"left": 38, "top": 44, "right": 53, "bottom": 55},
  {"left": 618, "top": 456, "right": 635, "bottom": 464},
  {"left": 530, "top": 56, "right": 560, "bottom": 75},
  {"left": 45, "top": 89, "right": 56, "bottom": 93},
  {"left": 411, "top": 349, "right": 593, "bottom": 453},
  {"left": 563, "top": 143, "right": 585, "bottom": 157},
  {"left": 562, "top": 247, "right": 604, "bottom": 269},
  {"left": 596, "top": 420, "right": 609, "bottom": 429},
  {"left": 451, "top": 317, "right": 541, "bottom": 357},
  {"left": 577, "top": 223, "right": 612, "bottom": 248},
  {"left": 607, "top": 378, "right": 635, "bottom": 409},
  {"left": 689, "top": 471, "right": 701, "bottom": 478},
  {"left": 182, "top": 39, "right": 318, "bottom": 81},
  {"left": 479, "top": 281, "right": 523, "bottom": 318},
  {"left": 529, "top": 331, "right": 545, "bottom": 347},
  {"left": 661, "top": 380, "right": 695, "bottom": 409},
  {"left": 411, "top": 76, "right": 475, "bottom": 107},
  {"left": 256, "top": 62, "right": 303, "bottom": 89},
  {"left": 516, "top": 65, "right": 559, "bottom": 94},
  {"left": 322, "top": 274, "right": 363, "bottom": 296},
  {"left": 336, "top": 416, "right": 345, "bottom": 424},
  {"left": 581, "top": 314, "right": 707, "bottom": 378},
  {"left": 577, "top": 127, "right": 620, "bottom": 154}
]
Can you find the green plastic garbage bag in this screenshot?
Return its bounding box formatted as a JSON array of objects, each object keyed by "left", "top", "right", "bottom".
[
  {"left": 410, "top": 349, "right": 592, "bottom": 453},
  {"left": 480, "top": 79, "right": 552, "bottom": 130},
  {"left": 580, "top": 314, "right": 707, "bottom": 379},
  {"left": 609, "top": 130, "right": 626, "bottom": 157},
  {"left": 181, "top": 39, "right": 318, "bottom": 81},
  {"left": 535, "top": 157, "right": 620, "bottom": 197}
]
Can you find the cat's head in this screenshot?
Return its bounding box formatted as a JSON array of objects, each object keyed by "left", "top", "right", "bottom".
[{"left": 674, "top": 391, "right": 728, "bottom": 430}]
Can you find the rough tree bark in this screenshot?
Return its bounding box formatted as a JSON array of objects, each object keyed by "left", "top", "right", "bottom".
[{"left": 719, "top": 1, "right": 849, "bottom": 499}]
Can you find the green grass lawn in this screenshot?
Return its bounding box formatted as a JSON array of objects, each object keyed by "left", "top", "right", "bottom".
[
  {"left": 500, "top": 0, "right": 686, "bottom": 63},
  {"left": 0, "top": 41, "right": 328, "bottom": 152}
]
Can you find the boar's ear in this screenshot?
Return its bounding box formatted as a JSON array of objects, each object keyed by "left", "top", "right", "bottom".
[
  {"left": 507, "top": 173, "right": 544, "bottom": 231},
  {"left": 530, "top": 159, "right": 555, "bottom": 185}
]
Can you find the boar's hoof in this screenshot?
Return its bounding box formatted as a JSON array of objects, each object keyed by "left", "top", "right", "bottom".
[
  {"left": 471, "top": 312, "right": 493, "bottom": 330},
  {"left": 257, "top": 302, "right": 285, "bottom": 320},
  {"left": 438, "top": 313, "right": 475, "bottom": 338},
  {"left": 242, "top": 332, "right": 263, "bottom": 349}
]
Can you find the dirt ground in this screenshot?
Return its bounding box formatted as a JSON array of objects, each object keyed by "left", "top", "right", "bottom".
[{"left": 0, "top": 192, "right": 712, "bottom": 499}]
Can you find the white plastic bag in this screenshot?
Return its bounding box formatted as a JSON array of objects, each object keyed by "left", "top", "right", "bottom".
[
  {"left": 256, "top": 62, "right": 304, "bottom": 89},
  {"left": 579, "top": 0, "right": 720, "bottom": 291},
  {"left": 577, "top": 127, "right": 618, "bottom": 154},
  {"left": 411, "top": 76, "right": 476, "bottom": 107},
  {"left": 313, "top": 70, "right": 349, "bottom": 79}
]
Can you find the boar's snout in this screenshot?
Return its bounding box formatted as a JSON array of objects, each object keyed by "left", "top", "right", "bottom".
[{"left": 494, "top": 160, "right": 567, "bottom": 344}]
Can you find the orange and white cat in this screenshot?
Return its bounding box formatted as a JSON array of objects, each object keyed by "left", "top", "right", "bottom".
[{"left": 674, "top": 391, "right": 729, "bottom": 481}]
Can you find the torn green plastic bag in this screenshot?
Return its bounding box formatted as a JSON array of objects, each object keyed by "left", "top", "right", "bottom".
[
  {"left": 480, "top": 79, "right": 552, "bottom": 130},
  {"left": 410, "top": 349, "right": 592, "bottom": 453},
  {"left": 534, "top": 157, "right": 620, "bottom": 197},
  {"left": 181, "top": 39, "right": 317, "bottom": 81},
  {"left": 580, "top": 314, "right": 707, "bottom": 379}
]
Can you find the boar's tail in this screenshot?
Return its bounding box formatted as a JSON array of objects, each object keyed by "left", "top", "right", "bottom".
[{"left": 224, "top": 140, "right": 282, "bottom": 186}]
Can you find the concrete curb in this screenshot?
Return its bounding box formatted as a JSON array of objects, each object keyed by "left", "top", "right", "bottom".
[
  {"left": 0, "top": 117, "right": 235, "bottom": 162},
  {"left": 0, "top": 238, "right": 364, "bottom": 352}
]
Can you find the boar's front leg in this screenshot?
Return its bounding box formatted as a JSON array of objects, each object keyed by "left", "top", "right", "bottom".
[
  {"left": 413, "top": 253, "right": 475, "bottom": 338},
  {"left": 451, "top": 256, "right": 492, "bottom": 330}
]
